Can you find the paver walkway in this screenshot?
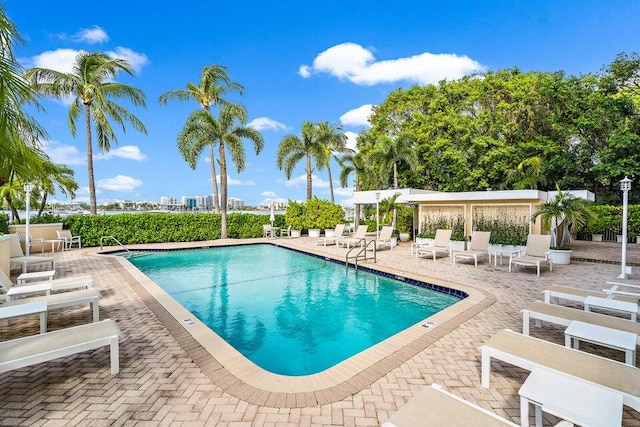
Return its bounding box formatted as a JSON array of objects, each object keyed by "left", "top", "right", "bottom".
[{"left": 1, "top": 238, "right": 639, "bottom": 426}]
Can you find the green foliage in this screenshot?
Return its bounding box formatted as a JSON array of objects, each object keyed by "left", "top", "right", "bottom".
[
  {"left": 284, "top": 200, "right": 306, "bottom": 230},
  {"left": 0, "top": 212, "right": 8, "bottom": 234},
  {"left": 418, "top": 212, "right": 465, "bottom": 240},
  {"left": 531, "top": 187, "right": 593, "bottom": 246},
  {"left": 474, "top": 213, "right": 528, "bottom": 246},
  {"left": 629, "top": 205, "right": 640, "bottom": 237},
  {"left": 62, "top": 212, "right": 281, "bottom": 247},
  {"left": 284, "top": 198, "right": 344, "bottom": 230},
  {"left": 583, "top": 205, "right": 616, "bottom": 234},
  {"left": 396, "top": 205, "right": 414, "bottom": 233}
]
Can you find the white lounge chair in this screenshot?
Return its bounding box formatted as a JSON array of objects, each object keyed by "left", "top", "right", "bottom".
[
  {"left": 370, "top": 226, "right": 395, "bottom": 251},
  {"left": 453, "top": 231, "right": 491, "bottom": 266},
  {"left": 480, "top": 329, "right": 640, "bottom": 412},
  {"left": 16, "top": 231, "right": 44, "bottom": 253},
  {"left": 56, "top": 229, "right": 81, "bottom": 250},
  {"left": 604, "top": 281, "right": 640, "bottom": 298},
  {"left": 9, "top": 234, "right": 55, "bottom": 273},
  {"left": 543, "top": 285, "right": 640, "bottom": 316},
  {"left": 381, "top": 383, "right": 519, "bottom": 427},
  {"left": 316, "top": 224, "right": 346, "bottom": 246},
  {"left": 337, "top": 224, "right": 368, "bottom": 249},
  {"left": 521, "top": 300, "right": 640, "bottom": 344},
  {"left": 0, "top": 269, "right": 93, "bottom": 301},
  {"left": 415, "top": 229, "right": 452, "bottom": 261},
  {"left": 279, "top": 225, "right": 292, "bottom": 238},
  {"left": 1, "top": 288, "right": 102, "bottom": 322},
  {"left": 0, "top": 319, "right": 122, "bottom": 375},
  {"left": 509, "top": 234, "right": 552, "bottom": 277}
]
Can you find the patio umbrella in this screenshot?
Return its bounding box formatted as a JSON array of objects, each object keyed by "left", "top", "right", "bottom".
[{"left": 269, "top": 203, "right": 275, "bottom": 227}]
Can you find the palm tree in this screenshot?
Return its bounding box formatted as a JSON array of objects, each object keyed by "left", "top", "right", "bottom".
[
  {"left": 505, "top": 155, "right": 545, "bottom": 189},
  {"left": 277, "top": 121, "right": 327, "bottom": 200},
  {"left": 369, "top": 134, "right": 419, "bottom": 189},
  {"left": 316, "top": 122, "right": 349, "bottom": 203},
  {"left": 159, "top": 65, "right": 243, "bottom": 213},
  {"left": 177, "top": 104, "right": 263, "bottom": 238},
  {"left": 531, "top": 185, "right": 593, "bottom": 247},
  {"left": 34, "top": 162, "right": 78, "bottom": 218},
  {"left": 338, "top": 151, "right": 369, "bottom": 227},
  {"left": 25, "top": 52, "right": 147, "bottom": 214}
]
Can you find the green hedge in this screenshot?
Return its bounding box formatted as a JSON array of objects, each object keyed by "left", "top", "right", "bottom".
[
  {"left": 584, "top": 204, "right": 640, "bottom": 237},
  {"left": 62, "top": 212, "right": 284, "bottom": 247},
  {"left": 0, "top": 212, "right": 8, "bottom": 234}
]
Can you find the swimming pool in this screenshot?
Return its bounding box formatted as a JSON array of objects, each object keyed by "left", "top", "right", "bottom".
[{"left": 127, "top": 244, "right": 463, "bottom": 376}]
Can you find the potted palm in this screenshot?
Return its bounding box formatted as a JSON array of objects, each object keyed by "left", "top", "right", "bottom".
[
  {"left": 396, "top": 204, "right": 413, "bottom": 242},
  {"left": 531, "top": 186, "right": 592, "bottom": 265}
]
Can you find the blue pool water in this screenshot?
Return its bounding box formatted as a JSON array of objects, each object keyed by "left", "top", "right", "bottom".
[{"left": 127, "top": 244, "right": 462, "bottom": 376}]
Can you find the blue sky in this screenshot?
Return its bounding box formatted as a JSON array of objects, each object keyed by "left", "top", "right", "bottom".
[{"left": 6, "top": 1, "right": 640, "bottom": 207}]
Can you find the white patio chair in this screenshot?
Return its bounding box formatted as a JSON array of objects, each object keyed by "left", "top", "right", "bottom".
[
  {"left": 9, "top": 234, "right": 55, "bottom": 274},
  {"left": 16, "top": 231, "right": 44, "bottom": 254},
  {"left": 370, "top": 226, "right": 395, "bottom": 251},
  {"left": 316, "top": 224, "right": 346, "bottom": 246},
  {"left": 279, "top": 225, "right": 292, "bottom": 238},
  {"left": 337, "top": 225, "right": 368, "bottom": 249},
  {"left": 56, "top": 229, "right": 82, "bottom": 250}
]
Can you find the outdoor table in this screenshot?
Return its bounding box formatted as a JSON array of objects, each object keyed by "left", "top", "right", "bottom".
[
  {"left": 518, "top": 368, "right": 623, "bottom": 427},
  {"left": 7, "top": 282, "right": 53, "bottom": 301},
  {"left": 564, "top": 320, "right": 637, "bottom": 365},
  {"left": 44, "top": 239, "right": 65, "bottom": 253},
  {"left": 489, "top": 248, "right": 522, "bottom": 266},
  {"left": 17, "top": 270, "right": 55, "bottom": 285},
  {"left": 0, "top": 301, "right": 48, "bottom": 333}
]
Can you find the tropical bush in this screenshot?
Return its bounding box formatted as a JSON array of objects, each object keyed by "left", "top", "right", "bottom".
[
  {"left": 62, "top": 212, "right": 282, "bottom": 247},
  {"left": 531, "top": 187, "right": 593, "bottom": 247},
  {"left": 583, "top": 205, "right": 616, "bottom": 235},
  {"left": 0, "top": 213, "right": 9, "bottom": 234},
  {"left": 284, "top": 198, "right": 344, "bottom": 231},
  {"left": 396, "top": 205, "right": 414, "bottom": 233},
  {"left": 418, "top": 212, "right": 465, "bottom": 240}
]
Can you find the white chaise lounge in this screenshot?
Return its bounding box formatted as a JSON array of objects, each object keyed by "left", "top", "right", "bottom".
[
  {"left": 9, "top": 234, "right": 55, "bottom": 273},
  {"left": 543, "top": 285, "right": 640, "bottom": 316},
  {"left": 0, "top": 269, "right": 93, "bottom": 301},
  {"left": 522, "top": 301, "right": 640, "bottom": 344},
  {"left": 2, "top": 288, "right": 102, "bottom": 322},
  {"left": 415, "top": 229, "right": 452, "bottom": 261},
  {"left": 509, "top": 234, "right": 552, "bottom": 277},
  {"left": 0, "top": 319, "right": 122, "bottom": 374},
  {"left": 315, "top": 224, "right": 346, "bottom": 246},
  {"left": 453, "top": 231, "right": 491, "bottom": 267},
  {"left": 381, "top": 383, "right": 519, "bottom": 427},
  {"left": 480, "top": 329, "right": 640, "bottom": 412}
]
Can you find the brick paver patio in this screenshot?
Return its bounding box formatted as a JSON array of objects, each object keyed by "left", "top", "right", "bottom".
[{"left": 1, "top": 238, "right": 639, "bottom": 426}]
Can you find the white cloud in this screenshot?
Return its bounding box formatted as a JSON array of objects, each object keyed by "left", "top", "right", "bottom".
[
  {"left": 283, "top": 174, "right": 331, "bottom": 189},
  {"left": 214, "top": 175, "right": 256, "bottom": 186},
  {"left": 30, "top": 48, "right": 79, "bottom": 73},
  {"left": 96, "top": 175, "right": 142, "bottom": 192},
  {"left": 43, "top": 140, "right": 85, "bottom": 165},
  {"left": 344, "top": 131, "right": 359, "bottom": 152},
  {"left": 261, "top": 191, "right": 277, "bottom": 198},
  {"left": 300, "top": 42, "right": 486, "bottom": 86},
  {"left": 106, "top": 47, "right": 149, "bottom": 73},
  {"left": 248, "top": 117, "right": 288, "bottom": 132},
  {"left": 333, "top": 186, "right": 354, "bottom": 197},
  {"left": 96, "top": 145, "right": 147, "bottom": 161},
  {"left": 340, "top": 104, "right": 373, "bottom": 127},
  {"left": 259, "top": 197, "right": 288, "bottom": 206},
  {"left": 74, "top": 26, "right": 109, "bottom": 44}
]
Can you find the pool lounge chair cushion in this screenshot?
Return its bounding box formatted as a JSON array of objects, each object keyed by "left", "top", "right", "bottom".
[
  {"left": 0, "top": 319, "right": 122, "bottom": 375},
  {"left": 381, "top": 383, "right": 518, "bottom": 427},
  {"left": 480, "top": 329, "right": 640, "bottom": 412}
]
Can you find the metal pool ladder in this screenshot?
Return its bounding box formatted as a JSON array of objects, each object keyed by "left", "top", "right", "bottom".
[
  {"left": 345, "top": 238, "right": 376, "bottom": 271},
  {"left": 100, "top": 235, "right": 152, "bottom": 258}
]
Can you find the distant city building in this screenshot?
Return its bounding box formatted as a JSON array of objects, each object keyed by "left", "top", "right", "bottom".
[
  {"left": 160, "top": 196, "right": 176, "bottom": 206},
  {"left": 228, "top": 197, "right": 244, "bottom": 210}
]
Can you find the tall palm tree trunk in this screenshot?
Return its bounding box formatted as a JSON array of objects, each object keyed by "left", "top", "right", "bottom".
[
  {"left": 85, "top": 104, "right": 97, "bottom": 214},
  {"left": 354, "top": 179, "right": 361, "bottom": 228},
  {"left": 327, "top": 164, "right": 335, "bottom": 203},
  {"left": 219, "top": 143, "right": 228, "bottom": 239},
  {"left": 306, "top": 154, "right": 312, "bottom": 200},
  {"left": 209, "top": 144, "right": 220, "bottom": 212}
]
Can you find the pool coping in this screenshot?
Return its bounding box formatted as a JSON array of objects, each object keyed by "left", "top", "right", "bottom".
[{"left": 101, "top": 239, "right": 495, "bottom": 407}]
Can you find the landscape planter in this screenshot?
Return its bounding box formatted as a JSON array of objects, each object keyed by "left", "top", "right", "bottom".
[
  {"left": 323, "top": 229, "right": 335, "bottom": 238},
  {"left": 290, "top": 230, "right": 301, "bottom": 238},
  {"left": 415, "top": 237, "right": 434, "bottom": 246},
  {"left": 308, "top": 229, "right": 321, "bottom": 238},
  {"left": 616, "top": 235, "right": 624, "bottom": 243},
  {"left": 548, "top": 249, "right": 572, "bottom": 265},
  {"left": 636, "top": 236, "right": 640, "bottom": 244},
  {"left": 449, "top": 240, "right": 467, "bottom": 251},
  {"left": 398, "top": 232, "right": 410, "bottom": 242},
  {"left": 591, "top": 234, "right": 603, "bottom": 242}
]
